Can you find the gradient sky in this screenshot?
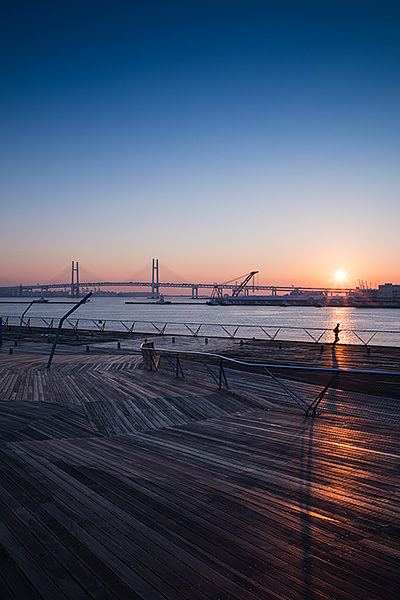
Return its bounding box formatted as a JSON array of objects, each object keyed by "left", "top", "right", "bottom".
[{"left": 1, "top": 0, "right": 399, "bottom": 287}]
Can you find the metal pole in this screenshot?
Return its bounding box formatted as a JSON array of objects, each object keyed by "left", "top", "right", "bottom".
[
  {"left": 71, "top": 261, "right": 74, "bottom": 297},
  {"left": 17, "top": 301, "right": 35, "bottom": 340},
  {"left": 306, "top": 372, "right": 339, "bottom": 417},
  {"left": 46, "top": 291, "right": 92, "bottom": 369},
  {"left": 156, "top": 259, "right": 159, "bottom": 297}
]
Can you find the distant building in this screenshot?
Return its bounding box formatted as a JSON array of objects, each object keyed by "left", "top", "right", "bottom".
[
  {"left": 0, "top": 286, "right": 19, "bottom": 297},
  {"left": 350, "top": 283, "right": 400, "bottom": 307},
  {"left": 377, "top": 283, "right": 400, "bottom": 300}
]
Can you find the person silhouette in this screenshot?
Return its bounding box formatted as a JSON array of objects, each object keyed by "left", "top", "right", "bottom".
[{"left": 333, "top": 323, "right": 340, "bottom": 346}]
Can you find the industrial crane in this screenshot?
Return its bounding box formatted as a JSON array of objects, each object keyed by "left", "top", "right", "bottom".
[
  {"left": 232, "top": 271, "right": 258, "bottom": 296},
  {"left": 208, "top": 271, "right": 258, "bottom": 304}
]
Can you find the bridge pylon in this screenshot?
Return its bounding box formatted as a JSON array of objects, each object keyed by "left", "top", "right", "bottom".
[
  {"left": 71, "top": 261, "right": 80, "bottom": 297},
  {"left": 151, "top": 258, "right": 160, "bottom": 298}
]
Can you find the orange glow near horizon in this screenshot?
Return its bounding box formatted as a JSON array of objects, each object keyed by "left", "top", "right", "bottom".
[
  {"left": 0, "top": 256, "right": 398, "bottom": 289},
  {"left": 0, "top": 249, "right": 398, "bottom": 289}
]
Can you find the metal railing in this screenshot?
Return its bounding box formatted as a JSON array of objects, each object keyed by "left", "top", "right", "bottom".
[
  {"left": 140, "top": 342, "right": 400, "bottom": 419},
  {"left": 2, "top": 314, "right": 400, "bottom": 346}
]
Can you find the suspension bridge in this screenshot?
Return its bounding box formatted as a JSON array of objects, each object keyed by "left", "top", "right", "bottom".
[{"left": 1, "top": 259, "right": 355, "bottom": 298}]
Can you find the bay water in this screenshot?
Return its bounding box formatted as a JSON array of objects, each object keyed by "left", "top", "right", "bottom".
[{"left": 1, "top": 297, "right": 399, "bottom": 346}]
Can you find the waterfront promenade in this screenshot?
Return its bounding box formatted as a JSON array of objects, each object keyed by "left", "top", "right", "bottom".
[{"left": 0, "top": 336, "right": 399, "bottom": 599}]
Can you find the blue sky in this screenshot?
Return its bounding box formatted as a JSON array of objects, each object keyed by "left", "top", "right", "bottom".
[{"left": 1, "top": 1, "right": 399, "bottom": 285}]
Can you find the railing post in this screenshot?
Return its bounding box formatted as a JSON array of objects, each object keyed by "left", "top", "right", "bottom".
[
  {"left": 306, "top": 372, "right": 339, "bottom": 417},
  {"left": 18, "top": 301, "right": 34, "bottom": 340},
  {"left": 219, "top": 358, "right": 223, "bottom": 389},
  {"left": 219, "top": 358, "right": 229, "bottom": 389},
  {"left": 175, "top": 352, "right": 184, "bottom": 378},
  {"left": 46, "top": 292, "right": 92, "bottom": 369}
]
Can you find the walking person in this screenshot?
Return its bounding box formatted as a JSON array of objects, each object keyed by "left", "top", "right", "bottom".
[{"left": 333, "top": 323, "right": 340, "bottom": 346}]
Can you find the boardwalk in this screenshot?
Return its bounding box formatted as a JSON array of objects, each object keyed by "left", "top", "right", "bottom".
[{"left": 0, "top": 342, "right": 399, "bottom": 599}]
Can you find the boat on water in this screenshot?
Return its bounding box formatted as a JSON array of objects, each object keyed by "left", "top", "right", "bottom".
[
  {"left": 207, "top": 294, "right": 325, "bottom": 307},
  {"left": 156, "top": 296, "right": 171, "bottom": 304},
  {"left": 125, "top": 295, "right": 172, "bottom": 305}
]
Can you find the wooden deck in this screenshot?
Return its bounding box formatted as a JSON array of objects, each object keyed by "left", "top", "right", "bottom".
[{"left": 0, "top": 344, "right": 399, "bottom": 599}]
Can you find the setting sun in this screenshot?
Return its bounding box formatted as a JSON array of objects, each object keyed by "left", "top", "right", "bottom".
[{"left": 335, "top": 269, "right": 346, "bottom": 282}]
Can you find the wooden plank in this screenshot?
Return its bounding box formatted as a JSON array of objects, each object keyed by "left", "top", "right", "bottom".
[{"left": 0, "top": 346, "right": 399, "bottom": 599}]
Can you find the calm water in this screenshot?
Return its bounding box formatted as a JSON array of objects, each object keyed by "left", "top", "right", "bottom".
[{"left": 1, "top": 297, "right": 400, "bottom": 346}]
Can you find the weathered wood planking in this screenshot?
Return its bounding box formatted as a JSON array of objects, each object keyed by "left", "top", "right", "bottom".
[{"left": 0, "top": 347, "right": 399, "bottom": 599}]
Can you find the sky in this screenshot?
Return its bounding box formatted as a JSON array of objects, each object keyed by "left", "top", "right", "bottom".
[{"left": 1, "top": 0, "right": 399, "bottom": 288}]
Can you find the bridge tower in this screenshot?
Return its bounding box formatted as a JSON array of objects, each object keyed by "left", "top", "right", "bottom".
[
  {"left": 151, "top": 258, "right": 160, "bottom": 298},
  {"left": 71, "top": 261, "right": 80, "bottom": 297}
]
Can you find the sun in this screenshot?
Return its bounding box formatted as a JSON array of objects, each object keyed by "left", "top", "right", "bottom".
[{"left": 335, "top": 269, "right": 346, "bottom": 282}]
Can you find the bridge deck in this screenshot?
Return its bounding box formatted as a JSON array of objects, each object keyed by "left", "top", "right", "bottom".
[{"left": 0, "top": 348, "right": 399, "bottom": 599}]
